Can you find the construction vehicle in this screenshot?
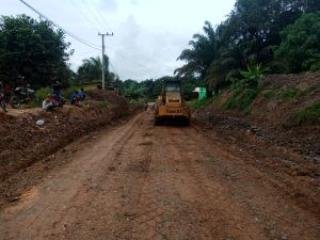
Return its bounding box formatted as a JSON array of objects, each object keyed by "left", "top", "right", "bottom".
[{"left": 154, "top": 79, "right": 191, "bottom": 125}]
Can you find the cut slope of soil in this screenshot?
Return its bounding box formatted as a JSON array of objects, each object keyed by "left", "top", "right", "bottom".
[
  {"left": 194, "top": 72, "right": 320, "bottom": 158},
  {"left": 0, "top": 90, "right": 129, "bottom": 182}
]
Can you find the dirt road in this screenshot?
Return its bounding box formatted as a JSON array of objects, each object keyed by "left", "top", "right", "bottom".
[{"left": 1, "top": 112, "right": 319, "bottom": 240}]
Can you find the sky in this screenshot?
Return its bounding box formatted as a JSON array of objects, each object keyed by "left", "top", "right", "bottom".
[{"left": 1, "top": 0, "right": 236, "bottom": 80}]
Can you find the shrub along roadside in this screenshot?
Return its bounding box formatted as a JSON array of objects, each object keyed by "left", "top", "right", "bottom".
[
  {"left": 293, "top": 101, "right": 320, "bottom": 125},
  {"left": 224, "top": 65, "right": 264, "bottom": 113},
  {"left": 187, "top": 98, "right": 213, "bottom": 110}
]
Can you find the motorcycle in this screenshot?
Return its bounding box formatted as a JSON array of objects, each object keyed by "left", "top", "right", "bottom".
[{"left": 11, "top": 87, "right": 35, "bottom": 108}]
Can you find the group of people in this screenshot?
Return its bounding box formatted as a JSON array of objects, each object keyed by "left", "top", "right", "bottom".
[
  {"left": 70, "top": 88, "right": 86, "bottom": 106},
  {"left": 0, "top": 78, "right": 89, "bottom": 113},
  {"left": 42, "top": 81, "right": 87, "bottom": 111}
]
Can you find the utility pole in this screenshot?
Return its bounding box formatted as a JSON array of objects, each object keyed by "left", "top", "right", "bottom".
[{"left": 98, "top": 32, "right": 113, "bottom": 90}]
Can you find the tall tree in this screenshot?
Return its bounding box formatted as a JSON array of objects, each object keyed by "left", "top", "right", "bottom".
[
  {"left": 0, "top": 15, "right": 71, "bottom": 88},
  {"left": 176, "top": 0, "right": 320, "bottom": 93},
  {"left": 275, "top": 12, "right": 320, "bottom": 73},
  {"left": 77, "top": 55, "right": 110, "bottom": 83},
  {"left": 175, "top": 21, "right": 217, "bottom": 79}
]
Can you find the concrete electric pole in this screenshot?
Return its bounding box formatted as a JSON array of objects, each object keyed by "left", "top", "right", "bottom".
[{"left": 98, "top": 32, "right": 114, "bottom": 90}]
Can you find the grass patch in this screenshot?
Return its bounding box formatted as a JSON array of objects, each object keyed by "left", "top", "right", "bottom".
[
  {"left": 262, "top": 87, "right": 311, "bottom": 101},
  {"left": 278, "top": 88, "right": 300, "bottom": 100},
  {"left": 224, "top": 88, "right": 259, "bottom": 113},
  {"left": 293, "top": 101, "right": 320, "bottom": 125},
  {"left": 187, "top": 98, "right": 212, "bottom": 110},
  {"left": 262, "top": 89, "right": 276, "bottom": 100}
]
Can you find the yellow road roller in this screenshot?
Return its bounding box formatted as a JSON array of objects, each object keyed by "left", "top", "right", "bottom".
[{"left": 154, "top": 79, "right": 191, "bottom": 126}]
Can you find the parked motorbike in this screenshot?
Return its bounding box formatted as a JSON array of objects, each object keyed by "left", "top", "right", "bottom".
[{"left": 11, "top": 87, "right": 35, "bottom": 108}]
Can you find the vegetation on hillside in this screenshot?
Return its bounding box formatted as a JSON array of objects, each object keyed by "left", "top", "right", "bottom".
[{"left": 176, "top": 0, "right": 320, "bottom": 96}]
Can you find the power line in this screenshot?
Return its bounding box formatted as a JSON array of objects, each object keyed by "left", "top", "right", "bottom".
[
  {"left": 18, "top": 0, "right": 101, "bottom": 51},
  {"left": 81, "top": 0, "right": 106, "bottom": 31},
  {"left": 69, "top": 0, "right": 101, "bottom": 33},
  {"left": 82, "top": 0, "right": 113, "bottom": 32}
]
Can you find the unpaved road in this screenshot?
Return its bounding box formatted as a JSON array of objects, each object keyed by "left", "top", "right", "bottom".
[{"left": 1, "top": 112, "right": 319, "bottom": 240}]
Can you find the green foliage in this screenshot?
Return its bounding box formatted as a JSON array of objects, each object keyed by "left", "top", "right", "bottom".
[
  {"left": 224, "top": 88, "right": 259, "bottom": 112},
  {"left": 278, "top": 88, "right": 300, "bottom": 100},
  {"left": 275, "top": 12, "right": 320, "bottom": 73},
  {"left": 62, "top": 85, "right": 79, "bottom": 99},
  {"left": 120, "top": 80, "right": 145, "bottom": 99},
  {"left": 32, "top": 87, "right": 51, "bottom": 106},
  {"left": 294, "top": 102, "right": 320, "bottom": 125},
  {"left": 77, "top": 55, "right": 116, "bottom": 84},
  {"left": 117, "top": 76, "right": 200, "bottom": 102},
  {"left": 262, "top": 89, "right": 276, "bottom": 100},
  {"left": 0, "top": 15, "right": 72, "bottom": 88},
  {"left": 224, "top": 64, "right": 263, "bottom": 112},
  {"left": 175, "top": 21, "right": 217, "bottom": 80},
  {"left": 262, "top": 87, "right": 310, "bottom": 101},
  {"left": 239, "top": 64, "right": 264, "bottom": 89},
  {"left": 188, "top": 98, "right": 212, "bottom": 110},
  {"left": 176, "top": 1, "right": 320, "bottom": 93}
]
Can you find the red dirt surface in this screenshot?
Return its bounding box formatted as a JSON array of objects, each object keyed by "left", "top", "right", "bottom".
[
  {"left": 0, "top": 112, "right": 319, "bottom": 240},
  {"left": 0, "top": 90, "right": 128, "bottom": 183}
]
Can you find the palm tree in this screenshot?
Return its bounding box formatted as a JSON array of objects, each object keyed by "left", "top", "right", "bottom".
[{"left": 175, "top": 21, "right": 217, "bottom": 79}]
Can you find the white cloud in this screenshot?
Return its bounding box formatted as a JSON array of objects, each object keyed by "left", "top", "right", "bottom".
[{"left": 1, "top": 0, "right": 236, "bottom": 80}]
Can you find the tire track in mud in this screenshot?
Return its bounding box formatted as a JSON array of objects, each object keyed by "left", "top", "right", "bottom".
[
  {"left": 55, "top": 114, "right": 152, "bottom": 240},
  {"left": 0, "top": 114, "right": 145, "bottom": 240},
  {"left": 1, "top": 112, "right": 320, "bottom": 240},
  {"left": 112, "top": 118, "right": 264, "bottom": 240}
]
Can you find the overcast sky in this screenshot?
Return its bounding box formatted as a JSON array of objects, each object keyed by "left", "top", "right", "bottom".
[{"left": 1, "top": 0, "right": 236, "bottom": 80}]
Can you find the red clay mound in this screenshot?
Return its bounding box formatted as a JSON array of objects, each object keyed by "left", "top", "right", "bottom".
[{"left": 0, "top": 92, "right": 129, "bottom": 181}]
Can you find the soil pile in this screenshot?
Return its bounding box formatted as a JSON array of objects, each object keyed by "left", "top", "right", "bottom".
[
  {"left": 0, "top": 90, "right": 129, "bottom": 181},
  {"left": 193, "top": 72, "right": 320, "bottom": 158}
]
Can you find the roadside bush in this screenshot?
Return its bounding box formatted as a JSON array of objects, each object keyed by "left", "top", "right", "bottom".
[
  {"left": 224, "top": 64, "right": 263, "bottom": 112},
  {"left": 188, "top": 98, "right": 212, "bottom": 110},
  {"left": 293, "top": 101, "right": 320, "bottom": 125},
  {"left": 32, "top": 87, "right": 51, "bottom": 106},
  {"left": 239, "top": 64, "right": 264, "bottom": 89},
  {"left": 278, "top": 88, "right": 300, "bottom": 100},
  {"left": 224, "top": 88, "right": 258, "bottom": 112}
]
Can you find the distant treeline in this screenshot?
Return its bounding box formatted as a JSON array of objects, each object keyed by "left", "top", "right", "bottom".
[{"left": 118, "top": 77, "right": 201, "bottom": 101}]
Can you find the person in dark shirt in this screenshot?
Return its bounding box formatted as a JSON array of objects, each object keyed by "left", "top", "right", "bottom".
[
  {"left": 79, "top": 88, "right": 86, "bottom": 101},
  {"left": 70, "top": 90, "right": 81, "bottom": 106}
]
